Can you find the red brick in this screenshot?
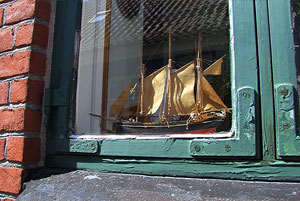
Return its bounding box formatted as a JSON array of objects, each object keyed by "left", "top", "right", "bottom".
[
  {"left": 7, "top": 138, "right": 25, "bottom": 161},
  {"left": 5, "top": 0, "right": 51, "bottom": 25},
  {"left": 2, "top": 198, "right": 14, "bottom": 201},
  {"left": 0, "top": 8, "right": 3, "bottom": 27},
  {"left": 28, "top": 80, "right": 44, "bottom": 104},
  {"left": 5, "top": 0, "right": 35, "bottom": 25},
  {"left": 16, "top": 23, "right": 49, "bottom": 49},
  {"left": 0, "top": 108, "right": 25, "bottom": 132},
  {"left": 33, "top": 24, "right": 49, "bottom": 49},
  {"left": 15, "top": 22, "right": 34, "bottom": 47},
  {"left": 0, "top": 138, "right": 5, "bottom": 161},
  {"left": 10, "top": 79, "right": 28, "bottom": 103},
  {"left": 0, "top": 28, "right": 14, "bottom": 52},
  {"left": 0, "top": 108, "right": 41, "bottom": 132},
  {"left": 0, "top": 167, "right": 23, "bottom": 194},
  {"left": 35, "top": 0, "right": 51, "bottom": 22},
  {"left": 0, "top": 50, "right": 46, "bottom": 78},
  {"left": 30, "top": 51, "right": 47, "bottom": 76},
  {"left": 10, "top": 79, "right": 44, "bottom": 104},
  {"left": 0, "top": 51, "right": 30, "bottom": 78},
  {"left": 0, "top": 82, "right": 9, "bottom": 105},
  {"left": 24, "top": 108, "right": 42, "bottom": 132},
  {"left": 7, "top": 137, "right": 40, "bottom": 163}
]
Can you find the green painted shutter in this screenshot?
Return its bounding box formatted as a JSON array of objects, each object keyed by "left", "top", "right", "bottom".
[
  {"left": 268, "top": 0, "right": 300, "bottom": 158},
  {"left": 255, "top": 0, "right": 276, "bottom": 161},
  {"left": 46, "top": 0, "right": 82, "bottom": 154}
]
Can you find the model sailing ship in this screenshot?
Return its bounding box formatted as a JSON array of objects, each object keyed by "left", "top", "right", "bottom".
[{"left": 109, "top": 30, "right": 229, "bottom": 134}]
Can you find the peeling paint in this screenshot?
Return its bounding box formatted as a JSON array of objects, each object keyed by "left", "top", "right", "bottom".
[
  {"left": 289, "top": 110, "right": 295, "bottom": 120},
  {"left": 47, "top": 155, "right": 300, "bottom": 182},
  {"left": 162, "top": 139, "right": 175, "bottom": 152},
  {"left": 275, "top": 84, "right": 300, "bottom": 157}
]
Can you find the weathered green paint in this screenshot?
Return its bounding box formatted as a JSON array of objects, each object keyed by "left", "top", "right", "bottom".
[
  {"left": 228, "top": 0, "right": 259, "bottom": 139},
  {"left": 68, "top": 140, "right": 99, "bottom": 153},
  {"left": 254, "top": 0, "right": 275, "bottom": 160},
  {"left": 100, "top": 139, "right": 192, "bottom": 158},
  {"left": 46, "top": 154, "right": 300, "bottom": 182},
  {"left": 190, "top": 87, "right": 256, "bottom": 157},
  {"left": 46, "top": 0, "right": 81, "bottom": 155},
  {"left": 275, "top": 84, "right": 300, "bottom": 156},
  {"left": 45, "top": 88, "right": 70, "bottom": 107},
  {"left": 229, "top": 0, "right": 260, "bottom": 154},
  {"left": 231, "top": 0, "right": 258, "bottom": 90},
  {"left": 268, "top": 0, "right": 300, "bottom": 158},
  {"left": 44, "top": 87, "right": 70, "bottom": 135}
]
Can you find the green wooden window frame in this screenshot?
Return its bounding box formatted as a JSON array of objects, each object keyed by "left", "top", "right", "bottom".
[
  {"left": 45, "top": 0, "right": 300, "bottom": 181},
  {"left": 268, "top": 0, "right": 300, "bottom": 158}
]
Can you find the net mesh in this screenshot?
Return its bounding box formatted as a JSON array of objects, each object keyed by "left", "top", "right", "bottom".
[{"left": 81, "top": 0, "right": 228, "bottom": 47}]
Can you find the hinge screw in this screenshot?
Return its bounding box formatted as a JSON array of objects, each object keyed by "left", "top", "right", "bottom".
[
  {"left": 225, "top": 144, "right": 231, "bottom": 152},
  {"left": 283, "top": 123, "right": 291, "bottom": 130},
  {"left": 91, "top": 144, "right": 96, "bottom": 150},
  {"left": 242, "top": 92, "right": 250, "bottom": 99},
  {"left": 244, "top": 123, "right": 250, "bottom": 130},
  {"left": 280, "top": 88, "right": 289, "bottom": 98},
  {"left": 194, "top": 145, "right": 201, "bottom": 152}
]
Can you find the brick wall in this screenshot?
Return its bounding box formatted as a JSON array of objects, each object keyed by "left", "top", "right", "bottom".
[{"left": 0, "top": 0, "right": 51, "bottom": 200}]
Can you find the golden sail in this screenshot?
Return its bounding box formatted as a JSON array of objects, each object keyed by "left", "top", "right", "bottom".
[
  {"left": 140, "top": 66, "right": 167, "bottom": 115},
  {"left": 203, "top": 56, "right": 225, "bottom": 75},
  {"left": 168, "top": 61, "right": 195, "bottom": 116},
  {"left": 168, "top": 57, "right": 227, "bottom": 116},
  {"left": 201, "top": 74, "right": 227, "bottom": 111},
  {"left": 110, "top": 66, "right": 167, "bottom": 118}
]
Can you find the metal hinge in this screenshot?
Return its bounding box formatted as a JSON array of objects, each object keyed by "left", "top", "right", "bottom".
[
  {"left": 275, "top": 84, "right": 298, "bottom": 157},
  {"left": 44, "top": 88, "right": 70, "bottom": 130}
]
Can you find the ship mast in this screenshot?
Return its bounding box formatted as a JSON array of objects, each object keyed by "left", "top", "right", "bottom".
[
  {"left": 160, "top": 28, "right": 172, "bottom": 122},
  {"left": 136, "top": 36, "right": 145, "bottom": 122},
  {"left": 196, "top": 34, "right": 204, "bottom": 111}
]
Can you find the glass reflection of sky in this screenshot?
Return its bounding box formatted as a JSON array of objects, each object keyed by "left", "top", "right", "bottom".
[{"left": 89, "top": 13, "right": 106, "bottom": 23}]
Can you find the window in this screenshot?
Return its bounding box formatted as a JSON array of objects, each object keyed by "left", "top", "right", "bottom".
[
  {"left": 46, "top": 0, "right": 260, "bottom": 159},
  {"left": 50, "top": 0, "right": 300, "bottom": 182},
  {"left": 75, "top": 0, "right": 231, "bottom": 135}
]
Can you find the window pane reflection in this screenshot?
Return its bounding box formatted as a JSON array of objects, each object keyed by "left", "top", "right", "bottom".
[{"left": 76, "top": 0, "right": 231, "bottom": 135}]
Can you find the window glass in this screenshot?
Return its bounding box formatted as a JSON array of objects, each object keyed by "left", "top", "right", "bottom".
[{"left": 75, "top": 0, "right": 231, "bottom": 135}]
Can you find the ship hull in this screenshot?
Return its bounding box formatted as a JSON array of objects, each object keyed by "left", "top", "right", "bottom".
[{"left": 113, "top": 117, "right": 224, "bottom": 134}]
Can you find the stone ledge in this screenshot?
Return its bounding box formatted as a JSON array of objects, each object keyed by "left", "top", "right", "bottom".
[{"left": 17, "top": 168, "right": 300, "bottom": 201}]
